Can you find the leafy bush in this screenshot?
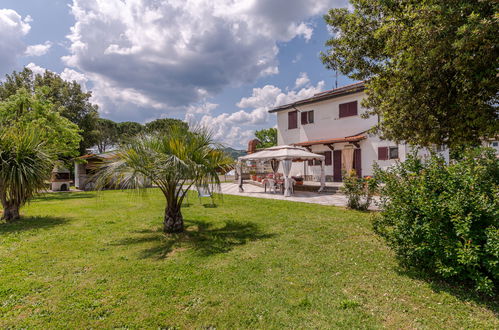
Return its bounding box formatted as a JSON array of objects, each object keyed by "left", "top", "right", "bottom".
[
  {"left": 372, "top": 148, "right": 499, "bottom": 295},
  {"left": 341, "top": 170, "right": 378, "bottom": 210}
]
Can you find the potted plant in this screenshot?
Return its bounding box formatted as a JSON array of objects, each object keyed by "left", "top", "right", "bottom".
[{"left": 249, "top": 169, "right": 257, "bottom": 181}]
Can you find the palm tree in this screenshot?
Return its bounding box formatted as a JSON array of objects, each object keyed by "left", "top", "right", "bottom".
[
  {"left": 96, "top": 125, "right": 233, "bottom": 233},
  {"left": 0, "top": 130, "right": 53, "bottom": 221}
]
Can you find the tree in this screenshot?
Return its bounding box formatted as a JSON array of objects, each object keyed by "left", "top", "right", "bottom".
[
  {"left": 95, "top": 118, "right": 119, "bottom": 153},
  {"left": 145, "top": 118, "right": 188, "bottom": 134},
  {"left": 117, "top": 121, "right": 144, "bottom": 140},
  {"left": 321, "top": 0, "right": 498, "bottom": 150},
  {"left": 0, "top": 68, "right": 100, "bottom": 155},
  {"left": 255, "top": 128, "right": 277, "bottom": 148},
  {"left": 96, "top": 124, "right": 233, "bottom": 233},
  {"left": 0, "top": 88, "right": 82, "bottom": 158},
  {"left": 0, "top": 130, "right": 53, "bottom": 221},
  {"left": 0, "top": 89, "right": 80, "bottom": 221}
]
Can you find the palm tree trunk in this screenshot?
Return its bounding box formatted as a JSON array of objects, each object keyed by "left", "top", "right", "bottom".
[
  {"left": 1, "top": 201, "right": 20, "bottom": 222},
  {"left": 163, "top": 205, "right": 184, "bottom": 233}
]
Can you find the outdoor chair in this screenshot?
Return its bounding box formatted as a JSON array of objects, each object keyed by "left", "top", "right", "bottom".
[
  {"left": 196, "top": 185, "right": 214, "bottom": 206},
  {"left": 265, "top": 178, "right": 277, "bottom": 193}
]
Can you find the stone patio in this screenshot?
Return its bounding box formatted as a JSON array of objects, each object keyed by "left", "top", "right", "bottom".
[{"left": 219, "top": 182, "right": 350, "bottom": 207}]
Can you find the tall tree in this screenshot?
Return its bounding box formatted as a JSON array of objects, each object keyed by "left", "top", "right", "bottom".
[
  {"left": 145, "top": 118, "right": 188, "bottom": 133},
  {"left": 95, "top": 118, "right": 119, "bottom": 153},
  {"left": 255, "top": 128, "right": 277, "bottom": 148},
  {"left": 0, "top": 68, "right": 100, "bottom": 154},
  {"left": 321, "top": 0, "right": 498, "bottom": 150},
  {"left": 0, "top": 89, "right": 81, "bottom": 221},
  {"left": 117, "top": 121, "right": 144, "bottom": 140},
  {"left": 96, "top": 124, "right": 233, "bottom": 233},
  {"left": 0, "top": 88, "right": 81, "bottom": 158}
]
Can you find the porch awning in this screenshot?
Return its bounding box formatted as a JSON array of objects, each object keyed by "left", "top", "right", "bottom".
[
  {"left": 237, "top": 145, "right": 326, "bottom": 196},
  {"left": 238, "top": 145, "right": 325, "bottom": 162},
  {"left": 294, "top": 133, "right": 366, "bottom": 147}
]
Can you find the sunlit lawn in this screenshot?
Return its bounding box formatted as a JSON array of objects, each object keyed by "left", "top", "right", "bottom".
[{"left": 0, "top": 189, "right": 497, "bottom": 328}]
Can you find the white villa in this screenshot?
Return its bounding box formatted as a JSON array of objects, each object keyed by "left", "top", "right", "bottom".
[{"left": 268, "top": 81, "right": 449, "bottom": 182}]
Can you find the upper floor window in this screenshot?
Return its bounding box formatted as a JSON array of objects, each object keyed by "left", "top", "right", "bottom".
[
  {"left": 288, "top": 110, "right": 298, "bottom": 129},
  {"left": 339, "top": 101, "right": 358, "bottom": 118},
  {"left": 301, "top": 110, "right": 314, "bottom": 125},
  {"left": 378, "top": 146, "right": 399, "bottom": 160}
]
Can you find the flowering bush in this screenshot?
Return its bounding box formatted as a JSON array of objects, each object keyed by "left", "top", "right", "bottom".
[
  {"left": 341, "top": 170, "right": 378, "bottom": 211},
  {"left": 373, "top": 148, "right": 499, "bottom": 295}
]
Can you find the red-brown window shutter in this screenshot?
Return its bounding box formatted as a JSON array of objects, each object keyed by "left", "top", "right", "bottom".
[
  {"left": 301, "top": 111, "right": 307, "bottom": 125},
  {"left": 349, "top": 101, "right": 358, "bottom": 116},
  {"left": 288, "top": 111, "right": 298, "bottom": 129},
  {"left": 378, "top": 147, "right": 388, "bottom": 160},
  {"left": 339, "top": 101, "right": 358, "bottom": 118},
  {"left": 339, "top": 103, "right": 348, "bottom": 118},
  {"left": 324, "top": 151, "right": 332, "bottom": 166}
]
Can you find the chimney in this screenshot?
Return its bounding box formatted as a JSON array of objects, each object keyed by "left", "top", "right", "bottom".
[{"left": 247, "top": 139, "right": 260, "bottom": 154}]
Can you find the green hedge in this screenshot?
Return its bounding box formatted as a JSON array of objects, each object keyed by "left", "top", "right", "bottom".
[{"left": 373, "top": 148, "right": 499, "bottom": 295}]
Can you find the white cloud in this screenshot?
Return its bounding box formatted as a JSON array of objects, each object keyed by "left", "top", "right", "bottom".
[
  {"left": 60, "top": 68, "right": 89, "bottom": 89},
  {"left": 0, "top": 9, "right": 31, "bottom": 75},
  {"left": 294, "top": 72, "right": 310, "bottom": 89},
  {"left": 25, "top": 41, "right": 52, "bottom": 57},
  {"left": 25, "top": 62, "right": 46, "bottom": 75},
  {"left": 188, "top": 73, "right": 325, "bottom": 148},
  {"left": 63, "top": 0, "right": 347, "bottom": 120}
]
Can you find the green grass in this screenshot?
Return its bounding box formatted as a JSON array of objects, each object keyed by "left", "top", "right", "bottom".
[{"left": 0, "top": 189, "right": 497, "bottom": 328}]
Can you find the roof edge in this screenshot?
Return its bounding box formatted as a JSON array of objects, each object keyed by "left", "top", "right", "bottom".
[{"left": 269, "top": 81, "right": 365, "bottom": 113}]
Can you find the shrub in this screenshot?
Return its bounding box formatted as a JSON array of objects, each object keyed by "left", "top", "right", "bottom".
[
  {"left": 372, "top": 148, "right": 499, "bottom": 295},
  {"left": 341, "top": 170, "right": 378, "bottom": 211}
]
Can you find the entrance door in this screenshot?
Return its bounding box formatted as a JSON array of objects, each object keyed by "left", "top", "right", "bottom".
[{"left": 333, "top": 150, "right": 342, "bottom": 182}]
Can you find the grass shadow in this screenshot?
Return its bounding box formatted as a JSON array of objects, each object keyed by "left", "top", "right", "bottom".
[
  {"left": 33, "top": 192, "right": 96, "bottom": 202},
  {"left": 395, "top": 267, "right": 499, "bottom": 316},
  {"left": 111, "top": 219, "right": 275, "bottom": 260},
  {"left": 0, "top": 216, "right": 69, "bottom": 234}
]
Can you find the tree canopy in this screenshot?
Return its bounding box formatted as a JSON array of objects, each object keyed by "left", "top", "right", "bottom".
[
  {"left": 145, "top": 118, "right": 188, "bottom": 133},
  {"left": 321, "top": 0, "right": 498, "bottom": 150},
  {"left": 255, "top": 128, "right": 277, "bottom": 148},
  {"left": 0, "top": 68, "right": 99, "bottom": 154},
  {"left": 0, "top": 88, "right": 81, "bottom": 158}
]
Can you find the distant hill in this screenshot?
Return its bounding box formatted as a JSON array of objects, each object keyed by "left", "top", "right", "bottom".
[{"left": 223, "top": 147, "right": 246, "bottom": 159}]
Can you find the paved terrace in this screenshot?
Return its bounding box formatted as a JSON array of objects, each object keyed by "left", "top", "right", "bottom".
[{"left": 220, "top": 182, "right": 350, "bottom": 207}]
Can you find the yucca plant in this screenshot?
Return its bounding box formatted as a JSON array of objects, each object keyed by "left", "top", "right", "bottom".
[
  {"left": 96, "top": 124, "right": 233, "bottom": 233},
  {"left": 0, "top": 130, "right": 53, "bottom": 221}
]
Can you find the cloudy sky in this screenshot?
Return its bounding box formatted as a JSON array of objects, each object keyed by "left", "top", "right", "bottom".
[{"left": 1, "top": 0, "right": 354, "bottom": 149}]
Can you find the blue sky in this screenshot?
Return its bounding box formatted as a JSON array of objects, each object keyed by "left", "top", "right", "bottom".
[{"left": 0, "top": 0, "right": 354, "bottom": 149}]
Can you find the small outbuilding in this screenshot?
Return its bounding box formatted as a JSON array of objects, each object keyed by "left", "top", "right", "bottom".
[
  {"left": 51, "top": 166, "right": 71, "bottom": 191},
  {"left": 74, "top": 152, "right": 116, "bottom": 191}
]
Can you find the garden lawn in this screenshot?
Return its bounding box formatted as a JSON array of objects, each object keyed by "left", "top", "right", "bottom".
[{"left": 0, "top": 189, "right": 497, "bottom": 328}]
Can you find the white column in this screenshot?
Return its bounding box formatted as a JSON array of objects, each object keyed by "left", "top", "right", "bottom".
[
  {"left": 237, "top": 161, "right": 244, "bottom": 192},
  {"left": 318, "top": 159, "right": 325, "bottom": 192},
  {"left": 283, "top": 159, "right": 292, "bottom": 197}
]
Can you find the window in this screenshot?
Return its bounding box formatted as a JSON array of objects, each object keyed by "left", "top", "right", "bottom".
[
  {"left": 339, "top": 101, "right": 358, "bottom": 118},
  {"left": 378, "top": 146, "right": 398, "bottom": 160},
  {"left": 288, "top": 110, "right": 298, "bottom": 129},
  {"left": 389, "top": 146, "right": 399, "bottom": 159},
  {"left": 324, "top": 151, "right": 332, "bottom": 166},
  {"left": 492, "top": 141, "right": 498, "bottom": 147},
  {"left": 301, "top": 110, "right": 314, "bottom": 125}
]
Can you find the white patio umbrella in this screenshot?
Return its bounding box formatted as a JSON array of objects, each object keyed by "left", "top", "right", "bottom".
[{"left": 237, "top": 145, "right": 325, "bottom": 196}]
